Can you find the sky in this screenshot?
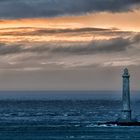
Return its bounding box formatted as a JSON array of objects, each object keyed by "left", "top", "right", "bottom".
[{"left": 0, "top": 0, "right": 140, "bottom": 90}]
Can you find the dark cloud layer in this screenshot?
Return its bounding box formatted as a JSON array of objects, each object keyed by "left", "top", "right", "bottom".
[
  {"left": 0, "top": 34, "right": 139, "bottom": 56},
  {"left": 0, "top": 0, "right": 139, "bottom": 18},
  {"left": 50, "top": 37, "right": 132, "bottom": 55},
  {"left": 0, "top": 27, "right": 112, "bottom": 36},
  {"left": 0, "top": 27, "right": 131, "bottom": 36}
]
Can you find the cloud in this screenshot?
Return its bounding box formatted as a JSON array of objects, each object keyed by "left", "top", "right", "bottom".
[
  {"left": 0, "top": 27, "right": 139, "bottom": 71},
  {"left": 50, "top": 37, "right": 132, "bottom": 55},
  {"left": 0, "top": 27, "right": 127, "bottom": 36},
  {"left": 0, "top": 27, "right": 112, "bottom": 36},
  {"left": 0, "top": 43, "right": 22, "bottom": 55},
  {"left": 0, "top": 34, "right": 138, "bottom": 56},
  {"left": 0, "top": 0, "right": 139, "bottom": 18}
]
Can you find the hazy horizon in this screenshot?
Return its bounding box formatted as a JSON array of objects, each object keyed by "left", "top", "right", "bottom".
[{"left": 0, "top": 90, "right": 139, "bottom": 100}]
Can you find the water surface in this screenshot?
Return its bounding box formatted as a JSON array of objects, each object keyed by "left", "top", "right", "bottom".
[{"left": 0, "top": 91, "right": 139, "bottom": 139}]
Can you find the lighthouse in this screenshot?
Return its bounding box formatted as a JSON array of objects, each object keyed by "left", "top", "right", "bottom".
[
  {"left": 98, "top": 68, "right": 140, "bottom": 126},
  {"left": 121, "top": 68, "right": 131, "bottom": 121}
]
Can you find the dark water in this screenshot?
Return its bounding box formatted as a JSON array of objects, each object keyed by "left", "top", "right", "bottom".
[{"left": 0, "top": 91, "right": 140, "bottom": 139}]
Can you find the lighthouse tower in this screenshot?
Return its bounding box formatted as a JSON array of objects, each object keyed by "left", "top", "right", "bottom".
[
  {"left": 121, "top": 68, "right": 131, "bottom": 121},
  {"left": 98, "top": 68, "right": 140, "bottom": 125}
]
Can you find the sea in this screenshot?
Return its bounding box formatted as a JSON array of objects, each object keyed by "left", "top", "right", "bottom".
[{"left": 0, "top": 91, "right": 140, "bottom": 140}]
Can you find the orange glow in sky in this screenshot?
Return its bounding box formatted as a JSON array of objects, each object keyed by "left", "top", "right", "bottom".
[
  {"left": 0, "top": 10, "right": 139, "bottom": 44},
  {"left": 0, "top": 10, "right": 140, "bottom": 32}
]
